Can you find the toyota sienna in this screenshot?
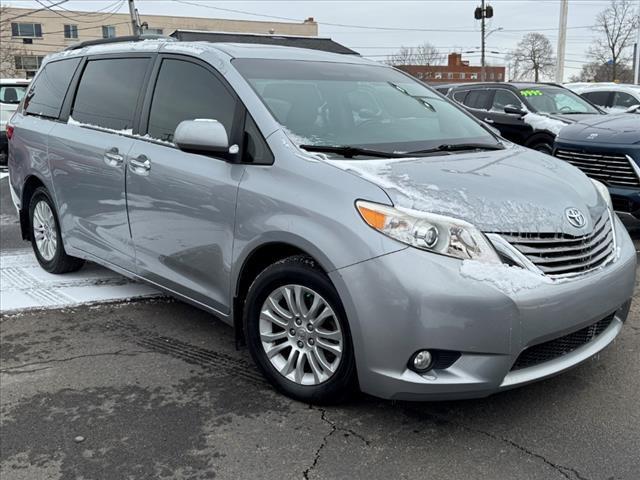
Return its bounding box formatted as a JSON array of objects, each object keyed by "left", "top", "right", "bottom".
[{"left": 7, "top": 37, "right": 636, "bottom": 403}]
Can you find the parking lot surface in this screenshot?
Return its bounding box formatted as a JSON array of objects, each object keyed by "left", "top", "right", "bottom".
[{"left": 1, "top": 176, "right": 639, "bottom": 480}]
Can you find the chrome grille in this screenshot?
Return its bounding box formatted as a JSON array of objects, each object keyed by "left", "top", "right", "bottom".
[
  {"left": 554, "top": 149, "right": 639, "bottom": 188},
  {"left": 499, "top": 212, "right": 615, "bottom": 278}
]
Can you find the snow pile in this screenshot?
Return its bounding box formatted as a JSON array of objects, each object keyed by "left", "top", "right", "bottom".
[
  {"left": 523, "top": 113, "right": 568, "bottom": 136},
  {"left": 460, "top": 260, "right": 551, "bottom": 295}
]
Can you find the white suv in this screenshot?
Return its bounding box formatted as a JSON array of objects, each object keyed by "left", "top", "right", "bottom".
[
  {"left": 1, "top": 79, "right": 30, "bottom": 166},
  {"left": 565, "top": 83, "right": 640, "bottom": 113}
]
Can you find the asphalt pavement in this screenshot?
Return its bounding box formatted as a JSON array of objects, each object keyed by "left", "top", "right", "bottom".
[{"left": 1, "top": 174, "right": 639, "bottom": 480}]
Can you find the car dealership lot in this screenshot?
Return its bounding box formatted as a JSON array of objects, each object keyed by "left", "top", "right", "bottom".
[{"left": 1, "top": 176, "right": 639, "bottom": 480}]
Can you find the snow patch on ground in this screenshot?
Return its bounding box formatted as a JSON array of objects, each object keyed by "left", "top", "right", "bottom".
[
  {"left": 523, "top": 113, "right": 569, "bottom": 136},
  {"left": 0, "top": 249, "right": 160, "bottom": 313},
  {"left": 460, "top": 260, "right": 551, "bottom": 295}
]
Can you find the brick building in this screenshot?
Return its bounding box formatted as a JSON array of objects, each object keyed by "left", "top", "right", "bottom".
[
  {"left": 398, "top": 53, "right": 505, "bottom": 84},
  {"left": 1, "top": 7, "right": 318, "bottom": 78}
]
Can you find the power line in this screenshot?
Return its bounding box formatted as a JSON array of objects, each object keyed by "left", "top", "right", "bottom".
[
  {"left": 32, "top": 0, "right": 126, "bottom": 24},
  {"left": 172, "top": 0, "right": 593, "bottom": 34},
  {"left": 4, "top": 0, "right": 70, "bottom": 22}
]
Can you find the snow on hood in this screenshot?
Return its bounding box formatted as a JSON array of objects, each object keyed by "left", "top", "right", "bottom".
[
  {"left": 523, "top": 112, "right": 569, "bottom": 136},
  {"left": 325, "top": 145, "right": 602, "bottom": 234}
]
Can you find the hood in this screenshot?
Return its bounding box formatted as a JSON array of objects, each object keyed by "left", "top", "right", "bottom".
[
  {"left": 548, "top": 113, "right": 602, "bottom": 124},
  {"left": 327, "top": 145, "right": 605, "bottom": 234},
  {"left": 556, "top": 114, "right": 640, "bottom": 145}
]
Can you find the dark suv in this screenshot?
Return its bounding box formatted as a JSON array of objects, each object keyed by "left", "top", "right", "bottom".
[
  {"left": 554, "top": 113, "right": 640, "bottom": 233},
  {"left": 442, "top": 82, "right": 604, "bottom": 153}
]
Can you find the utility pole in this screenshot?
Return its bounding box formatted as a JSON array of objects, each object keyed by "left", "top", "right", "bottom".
[
  {"left": 127, "top": 0, "right": 141, "bottom": 36},
  {"left": 556, "top": 0, "right": 569, "bottom": 84},
  {"left": 475, "top": 1, "right": 494, "bottom": 81},
  {"left": 634, "top": 0, "right": 639, "bottom": 84}
]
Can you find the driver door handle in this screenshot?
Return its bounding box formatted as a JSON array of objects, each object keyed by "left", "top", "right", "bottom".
[
  {"left": 104, "top": 147, "right": 124, "bottom": 167},
  {"left": 129, "top": 154, "right": 151, "bottom": 175},
  {"left": 483, "top": 117, "right": 495, "bottom": 124}
]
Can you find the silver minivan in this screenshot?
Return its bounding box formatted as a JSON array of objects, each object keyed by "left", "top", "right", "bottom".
[{"left": 8, "top": 38, "right": 636, "bottom": 403}]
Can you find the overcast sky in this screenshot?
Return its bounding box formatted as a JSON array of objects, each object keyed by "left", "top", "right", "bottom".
[{"left": 6, "top": 0, "right": 624, "bottom": 80}]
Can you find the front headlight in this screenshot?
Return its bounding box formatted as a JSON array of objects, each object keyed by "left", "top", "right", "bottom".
[
  {"left": 591, "top": 179, "right": 612, "bottom": 211},
  {"left": 356, "top": 200, "right": 501, "bottom": 263}
]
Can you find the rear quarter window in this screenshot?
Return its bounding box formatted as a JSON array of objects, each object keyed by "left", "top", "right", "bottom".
[{"left": 24, "top": 57, "right": 81, "bottom": 119}]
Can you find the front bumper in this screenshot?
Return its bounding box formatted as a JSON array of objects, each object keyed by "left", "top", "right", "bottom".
[{"left": 330, "top": 216, "right": 636, "bottom": 401}]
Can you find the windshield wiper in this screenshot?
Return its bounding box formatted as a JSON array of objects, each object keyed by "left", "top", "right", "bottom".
[
  {"left": 299, "top": 145, "right": 405, "bottom": 159},
  {"left": 407, "top": 143, "right": 505, "bottom": 155}
]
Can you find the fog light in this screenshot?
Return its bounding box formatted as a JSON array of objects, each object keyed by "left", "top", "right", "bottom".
[{"left": 411, "top": 350, "right": 433, "bottom": 372}]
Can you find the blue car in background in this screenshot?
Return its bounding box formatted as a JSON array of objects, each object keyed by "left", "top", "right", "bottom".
[{"left": 554, "top": 114, "right": 640, "bottom": 235}]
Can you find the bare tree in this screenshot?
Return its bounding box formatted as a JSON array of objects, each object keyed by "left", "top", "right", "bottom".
[
  {"left": 386, "top": 43, "right": 442, "bottom": 66},
  {"left": 570, "top": 60, "right": 634, "bottom": 83},
  {"left": 510, "top": 33, "right": 555, "bottom": 82},
  {"left": 0, "top": 5, "right": 26, "bottom": 78},
  {"left": 588, "top": 0, "right": 639, "bottom": 82},
  {"left": 414, "top": 43, "right": 444, "bottom": 66},
  {"left": 386, "top": 46, "right": 415, "bottom": 66}
]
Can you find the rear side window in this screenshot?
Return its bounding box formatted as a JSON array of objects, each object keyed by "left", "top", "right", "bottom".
[
  {"left": 72, "top": 58, "right": 149, "bottom": 131},
  {"left": 612, "top": 91, "right": 638, "bottom": 109},
  {"left": 464, "top": 89, "right": 492, "bottom": 110},
  {"left": 147, "top": 59, "right": 237, "bottom": 143},
  {"left": 581, "top": 91, "right": 609, "bottom": 108},
  {"left": 24, "top": 58, "right": 80, "bottom": 119}
]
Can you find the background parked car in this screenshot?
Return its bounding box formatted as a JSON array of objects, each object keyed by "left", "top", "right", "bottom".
[
  {"left": 565, "top": 83, "right": 640, "bottom": 113},
  {"left": 442, "top": 82, "right": 605, "bottom": 154},
  {"left": 1, "top": 79, "right": 29, "bottom": 167},
  {"left": 553, "top": 114, "right": 640, "bottom": 234}
]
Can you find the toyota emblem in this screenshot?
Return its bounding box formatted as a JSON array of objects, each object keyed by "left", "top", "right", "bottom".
[{"left": 565, "top": 208, "right": 587, "bottom": 228}]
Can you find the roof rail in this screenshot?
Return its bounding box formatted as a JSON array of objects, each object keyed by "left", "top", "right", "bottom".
[
  {"left": 65, "top": 34, "right": 173, "bottom": 51},
  {"left": 169, "top": 30, "right": 359, "bottom": 55}
]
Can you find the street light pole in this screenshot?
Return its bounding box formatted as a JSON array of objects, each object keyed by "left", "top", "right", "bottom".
[
  {"left": 481, "top": 0, "right": 486, "bottom": 82},
  {"left": 556, "top": 0, "right": 569, "bottom": 84},
  {"left": 634, "top": 0, "right": 639, "bottom": 84},
  {"left": 475, "top": 1, "right": 494, "bottom": 82}
]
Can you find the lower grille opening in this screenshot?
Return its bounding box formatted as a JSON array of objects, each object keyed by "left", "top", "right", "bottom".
[
  {"left": 511, "top": 313, "right": 616, "bottom": 371},
  {"left": 431, "top": 350, "right": 462, "bottom": 370}
]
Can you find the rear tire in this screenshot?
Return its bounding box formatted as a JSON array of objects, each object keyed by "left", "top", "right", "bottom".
[
  {"left": 29, "top": 187, "right": 84, "bottom": 274},
  {"left": 244, "top": 255, "right": 356, "bottom": 404}
]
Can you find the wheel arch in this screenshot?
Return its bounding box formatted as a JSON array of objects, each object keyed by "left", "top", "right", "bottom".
[{"left": 232, "top": 239, "right": 332, "bottom": 347}]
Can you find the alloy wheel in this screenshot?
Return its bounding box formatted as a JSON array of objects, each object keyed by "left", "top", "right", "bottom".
[
  {"left": 259, "top": 284, "right": 344, "bottom": 386},
  {"left": 32, "top": 200, "right": 58, "bottom": 261}
]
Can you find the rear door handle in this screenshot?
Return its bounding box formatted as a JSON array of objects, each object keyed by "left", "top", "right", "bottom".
[
  {"left": 483, "top": 117, "right": 495, "bottom": 124},
  {"left": 104, "top": 147, "right": 124, "bottom": 167},
  {"left": 129, "top": 154, "right": 151, "bottom": 175}
]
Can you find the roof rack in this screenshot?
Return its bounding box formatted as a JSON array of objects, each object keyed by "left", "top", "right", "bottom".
[
  {"left": 64, "top": 34, "right": 173, "bottom": 51},
  {"left": 169, "top": 29, "right": 359, "bottom": 55}
]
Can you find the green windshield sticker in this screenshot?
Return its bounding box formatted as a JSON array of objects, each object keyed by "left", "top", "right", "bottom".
[{"left": 520, "top": 89, "right": 543, "bottom": 97}]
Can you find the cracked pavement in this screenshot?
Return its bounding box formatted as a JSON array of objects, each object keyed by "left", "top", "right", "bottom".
[{"left": 1, "top": 178, "right": 639, "bottom": 479}]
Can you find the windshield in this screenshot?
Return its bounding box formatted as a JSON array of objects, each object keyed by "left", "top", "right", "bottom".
[
  {"left": 519, "top": 86, "right": 600, "bottom": 115},
  {"left": 0, "top": 84, "right": 28, "bottom": 105},
  {"left": 233, "top": 59, "right": 497, "bottom": 155}
]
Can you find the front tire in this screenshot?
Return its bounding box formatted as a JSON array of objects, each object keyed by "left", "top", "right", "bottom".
[
  {"left": 244, "top": 255, "right": 356, "bottom": 404},
  {"left": 29, "top": 187, "right": 84, "bottom": 274}
]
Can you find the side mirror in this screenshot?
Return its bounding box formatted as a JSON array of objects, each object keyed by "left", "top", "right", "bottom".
[
  {"left": 625, "top": 105, "right": 640, "bottom": 114},
  {"left": 174, "top": 119, "right": 238, "bottom": 157},
  {"left": 504, "top": 105, "right": 525, "bottom": 115}
]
